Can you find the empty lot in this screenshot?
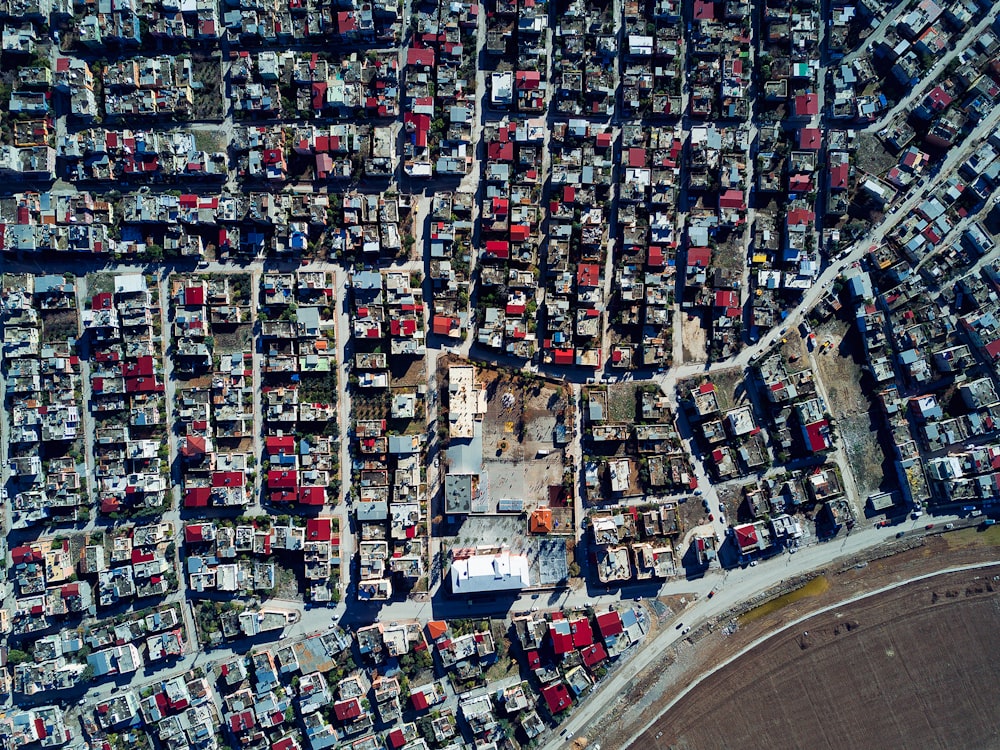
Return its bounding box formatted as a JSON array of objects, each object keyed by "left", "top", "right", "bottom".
[{"left": 631, "top": 568, "right": 1000, "bottom": 750}]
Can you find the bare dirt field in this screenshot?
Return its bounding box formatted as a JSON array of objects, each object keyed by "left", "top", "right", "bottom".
[
  {"left": 812, "top": 316, "right": 890, "bottom": 499},
  {"left": 681, "top": 311, "right": 708, "bottom": 363},
  {"left": 707, "top": 367, "right": 747, "bottom": 412},
  {"left": 633, "top": 567, "right": 1000, "bottom": 750},
  {"left": 588, "top": 527, "right": 1000, "bottom": 750}
]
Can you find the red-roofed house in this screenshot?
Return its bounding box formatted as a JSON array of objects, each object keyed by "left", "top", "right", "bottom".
[
  {"left": 714, "top": 290, "right": 739, "bottom": 308},
  {"left": 268, "top": 470, "right": 297, "bottom": 489},
  {"left": 719, "top": 189, "right": 745, "bottom": 211},
  {"left": 799, "top": 128, "right": 822, "bottom": 150},
  {"left": 333, "top": 698, "right": 362, "bottom": 722},
  {"left": 484, "top": 240, "right": 510, "bottom": 259},
  {"left": 406, "top": 48, "right": 435, "bottom": 68},
  {"left": 830, "top": 163, "right": 848, "bottom": 190},
  {"left": 541, "top": 682, "right": 572, "bottom": 714},
  {"left": 184, "top": 487, "right": 211, "bottom": 508},
  {"left": 299, "top": 486, "right": 326, "bottom": 505},
  {"left": 793, "top": 93, "right": 819, "bottom": 118},
  {"left": 577, "top": 264, "right": 600, "bottom": 288},
  {"left": 549, "top": 621, "right": 574, "bottom": 655},
  {"left": 803, "top": 419, "right": 832, "bottom": 452},
  {"left": 733, "top": 523, "right": 759, "bottom": 553},
  {"left": 687, "top": 246, "right": 711, "bottom": 269},
  {"left": 580, "top": 642, "right": 607, "bottom": 668},
  {"left": 595, "top": 610, "right": 624, "bottom": 639},
  {"left": 306, "top": 518, "right": 332, "bottom": 542},
  {"left": 570, "top": 618, "right": 593, "bottom": 647}
]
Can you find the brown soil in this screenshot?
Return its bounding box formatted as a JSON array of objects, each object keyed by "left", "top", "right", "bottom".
[
  {"left": 633, "top": 566, "right": 1000, "bottom": 750},
  {"left": 588, "top": 529, "right": 1000, "bottom": 750}
]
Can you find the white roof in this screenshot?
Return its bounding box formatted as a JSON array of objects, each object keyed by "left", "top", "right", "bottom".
[{"left": 451, "top": 552, "right": 530, "bottom": 593}]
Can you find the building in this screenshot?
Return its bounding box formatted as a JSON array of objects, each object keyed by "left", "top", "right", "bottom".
[{"left": 450, "top": 551, "right": 531, "bottom": 594}]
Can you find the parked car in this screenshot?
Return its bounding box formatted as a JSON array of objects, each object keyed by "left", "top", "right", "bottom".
[{"left": 925, "top": 524, "right": 934, "bottom": 530}]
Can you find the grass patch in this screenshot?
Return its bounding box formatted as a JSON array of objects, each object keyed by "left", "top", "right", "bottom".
[{"left": 738, "top": 576, "right": 830, "bottom": 626}]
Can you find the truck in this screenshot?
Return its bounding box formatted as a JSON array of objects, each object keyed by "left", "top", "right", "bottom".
[
  {"left": 970, "top": 509, "right": 984, "bottom": 518},
  {"left": 983, "top": 519, "right": 996, "bottom": 527}
]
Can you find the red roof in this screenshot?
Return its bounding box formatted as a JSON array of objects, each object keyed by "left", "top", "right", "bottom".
[
  {"left": 719, "top": 189, "right": 745, "bottom": 210},
  {"left": 577, "top": 263, "right": 600, "bottom": 288},
  {"left": 787, "top": 208, "right": 815, "bottom": 226},
  {"left": 553, "top": 347, "right": 575, "bottom": 366},
  {"left": 549, "top": 624, "right": 574, "bottom": 655},
  {"left": 570, "top": 618, "right": 594, "bottom": 647},
  {"left": 804, "top": 419, "right": 831, "bottom": 452},
  {"left": 596, "top": 132, "right": 613, "bottom": 148},
  {"left": 298, "top": 486, "right": 325, "bottom": 506},
  {"left": 596, "top": 611, "right": 624, "bottom": 638},
  {"left": 185, "top": 525, "right": 206, "bottom": 543},
  {"left": 411, "top": 691, "right": 429, "bottom": 711},
  {"left": 407, "top": 48, "right": 435, "bottom": 67},
  {"left": 794, "top": 93, "right": 819, "bottom": 117},
  {"left": 488, "top": 141, "right": 514, "bottom": 161},
  {"left": 580, "top": 642, "right": 608, "bottom": 667},
  {"left": 485, "top": 240, "right": 510, "bottom": 259},
  {"left": 433, "top": 315, "right": 458, "bottom": 335},
  {"left": 268, "top": 470, "right": 298, "bottom": 489},
  {"left": 230, "top": 710, "right": 255, "bottom": 734},
  {"left": 516, "top": 70, "right": 541, "bottom": 89},
  {"left": 714, "top": 290, "right": 739, "bottom": 308},
  {"left": 693, "top": 0, "right": 715, "bottom": 19},
  {"left": 180, "top": 435, "right": 207, "bottom": 458},
  {"left": 510, "top": 224, "right": 530, "bottom": 242},
  {"left": 212, "top": 471, "right": 245, "bottom": 488},
  {"left": 734, "top": 524, "right": 758, "bottom": 551},
  {"left": 121, "top": 356, "right": 155, "bottom": 378},
  {"left": 306, "top": 517, "right": 332, "bottom": 541},
  {"left": 183, "top": 285, "right": 205, "bottom": 306},
  {"left": 648, "top": 246, "right": 664, "bottom": 267},
  {"left": 184, "top": 487, "right": 211, "bottom": 507},
  {"left": 688, "top": 246, "right": 711, "bottom": 268},
  {"left": 628, "top": 148, "right": 646, "bottom": 168},
  {"left": 333, "top": 698, "right": 362, "bottom": 722},
  {"left": 266, "top": 436, "right": 295, "bottom": 453},
  {"left": 830, "top": 163, "right": 848, "bottom": 190},
  {"left": 985, "top": 339, "right": 1000, "bottom": 361},
  {"left": 387, "top": 729, "right": 406, "bottom": 749},
  {"left": 799, "top": 128, "right": 822, "bottom": 150},
  {"left": 541, "top": 682, "right": 572, "bottom": 714}
]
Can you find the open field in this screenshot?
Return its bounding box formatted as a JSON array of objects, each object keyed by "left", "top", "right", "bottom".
[
  {"left": 586, "top": 528, "right": 1000, "bottom": 750},
  {"left": 633, "top": 567, "right": 1000, "bottom": 750},
  {"left": 812, "top": 316, "right": 890, "bottom": 499},
  {"left": 680, "top": 311, "right": 708, "bottom": 362}
]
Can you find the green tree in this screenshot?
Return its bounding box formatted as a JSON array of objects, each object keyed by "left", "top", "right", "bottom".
[{"left": 7, "top": 649, "right": 30, "bottom": 665}]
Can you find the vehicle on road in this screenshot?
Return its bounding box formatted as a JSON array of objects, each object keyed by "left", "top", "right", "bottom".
[
  {"left": 707, "top": 588, "right": 716, "bottom": 598},
  {"left": 694, "top": 489, "right": 703, "bottom": 496},
  {"left": 719, "top": 514, "right": 726, "bottom": 526},
  {"left": 682, "top": 627, "right": 690, "bottom": 635},
  {"left": 925, "top": 524, "right": 935, "bottom": 530},
  {"left": 896, "top": 531, "right": 905, "bottom": 538},
  {"left": 675, "top": 622, "right": 684, "bottom": 630},
  {"left": 708, "top": 513, "right": 714, "bottom": 522},
  {"left": 944, "top": 523, "right": 954, "bottom": 529}
]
